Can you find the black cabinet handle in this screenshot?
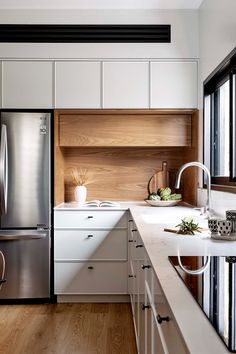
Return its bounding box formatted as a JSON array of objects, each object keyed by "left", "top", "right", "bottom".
[
  {"left": 141, "top": 264, "right": 151, "bottom": 270},
  {"left": 136, "top": 244, "right": 143, "bottom": 248},
  {"left": 128, "top": 275, "right": 136, "bottom": 278},
  {"left": 0, "top": 279, "right": 6, "bottom": 284},
  {"left": 157, "top": 314, "right": 170, "bottom": 324},
  {"left": 128, "top": 240, "right": 134, "bottom": 243},
  {"left": 128, "top": 219, "right": 133, "bottom": 222},
  {"left": 142, "top": 304, "right": 150, "bottom": 310},
  {"left": 88, "top": 216, "right": 94, "bottom": 219},
  {"left": 87, "top": 234, "right": 93, "bottom": 238},
  {"left": 88, "top": 266, "right": 94, "bottom": 270},
  {"left": 131, "top": 229, "right": 137, "bottom": 232}
]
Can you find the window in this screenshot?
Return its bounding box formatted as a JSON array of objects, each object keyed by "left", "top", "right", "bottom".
[{"left": 204, "top": 48, "right": 236, "bottom": 190}]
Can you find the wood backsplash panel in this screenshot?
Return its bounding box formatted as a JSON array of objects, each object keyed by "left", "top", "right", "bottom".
[
  {"left": 59, "top": 113, "right": 191, "bottom": 147},
  {"left": 55, "top": 109, "right": 199, "bottom": 205},
  {"left": 64, "top": 148, "right": 187, "bottom": 201},
  {"left": 54, "top": 112, "right": 65, "bottom": 206}
]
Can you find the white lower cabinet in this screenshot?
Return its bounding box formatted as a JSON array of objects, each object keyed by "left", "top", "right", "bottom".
[
  {"left": 54, "top": 209, "right": 128, "bottom": 296},
  {"left": 152, "top": 274, "right": 189, "bottom": 354},
  {"left": 55, "top": 229, "right": 127, "bottom": 260},
  {"left": 55, "top": 261, "right": 127, "bottom": 294},
  {"left": 128, "top": 216, "right": 189, "bottom": 354}
]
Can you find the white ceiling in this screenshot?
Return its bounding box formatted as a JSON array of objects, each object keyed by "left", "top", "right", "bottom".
[{"left": 0, "top": 0, "right": 204, "bottom": 10}]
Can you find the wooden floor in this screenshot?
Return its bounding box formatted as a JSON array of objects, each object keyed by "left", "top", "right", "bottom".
[{"left": 0, "top": 303, "right": 137, "bottom": 354}]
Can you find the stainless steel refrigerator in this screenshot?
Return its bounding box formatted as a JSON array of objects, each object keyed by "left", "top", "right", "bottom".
[{"left": 0, "top": 111, "right": 51, "bottom": 300}]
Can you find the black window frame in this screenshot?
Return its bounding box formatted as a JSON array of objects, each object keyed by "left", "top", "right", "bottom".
[{"left": 203, "top": 47, "right": 236, "bottom": 191}]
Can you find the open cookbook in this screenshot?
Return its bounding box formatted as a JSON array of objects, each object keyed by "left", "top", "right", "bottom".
[{"left": 83, "top": 200, "right": 121, "bottom": 207}]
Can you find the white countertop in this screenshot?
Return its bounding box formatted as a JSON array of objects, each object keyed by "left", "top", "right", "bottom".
[
  {"left": 129, "top": 203, "right": 233, "bottom": 354},
  {"left": 54, "top": 201, "right": 233, "bottom": 353},
  {"left": 54, "top": 201, "right": 134, "bottom": 211}
]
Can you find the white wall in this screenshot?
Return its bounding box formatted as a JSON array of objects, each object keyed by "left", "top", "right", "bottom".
[
  {"left": 199, "top": 0, "right": 236, "bottom": 84},
  {"left": 198, "top": 189, "right": 236, "bottom": 218},
  {"left": 0, "top": 9, "right": 198, "bottom": 59},
  {"left": 198, "top": 0, "right": 236, "bottom": 211}
]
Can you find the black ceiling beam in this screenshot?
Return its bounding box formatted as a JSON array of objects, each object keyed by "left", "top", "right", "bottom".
[{"left": 0, "top": 24, "right": 171, "bottom": 43}]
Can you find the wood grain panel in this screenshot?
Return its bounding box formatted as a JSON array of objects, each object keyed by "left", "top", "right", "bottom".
[
  {"left": 54, "top": 112, "right": 65, "bottom": 206},
  {"left": 0, "top": 303, "right": 137, "bottom": 354},
  {"left": 59, "top": 113, "right": 191, "bottom": 147},
  {"left": 64, "top": 147, "right": 187, "bottom": 201},
  {"left": 182, "top": 111, "right": 199, "bottom": 205},
  {"left": 55, "top": 109, "right": 199, "bottom": 205}
]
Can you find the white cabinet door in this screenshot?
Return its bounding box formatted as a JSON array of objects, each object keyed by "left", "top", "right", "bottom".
[
  {"left": 2, "top": 61, "right": 53, "bottom": 108},
  {"left": 54, "top": 210, "right": 127, "bottom": 229},
  {"left": 153, "top": 273, "right": 189, "bottom": 354},
  {"left": 55, "top": 61, "right": 101, "bottom": 108},
  {"left": 103, "top": 61, "right": 149, "bottom": 108},
  {"left": 55, "top": 261, "right": 127, "bottom": 294},
  {"left": 54, "top": 229, "right": 127, "bottom": 260},
  {"left": 151, "top": 61, "right": 197, "bottom": 108}
]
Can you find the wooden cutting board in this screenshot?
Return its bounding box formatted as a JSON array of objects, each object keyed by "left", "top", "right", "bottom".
[{"left": 148, "top": 161, "right": 170, "bottom": 194}]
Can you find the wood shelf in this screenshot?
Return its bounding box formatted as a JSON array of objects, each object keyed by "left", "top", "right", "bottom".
[{"left": 56, "top": 109, "right": 194, "bottom": 148}]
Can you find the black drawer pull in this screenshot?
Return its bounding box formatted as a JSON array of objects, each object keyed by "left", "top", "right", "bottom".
[
  {"left": 128, "top": 275, "right": 136, "bottom": 278},
  {"left": 0, "top": 279, "right": 6, "bottom": 284},
  {"left": 141, "top": 264, "right": 151, "bottom": 270},
  {"left": 142, "top": 304, "right": 150, "bottom": 310},
  {"left": 87, "top": 235, "right": 94, "bottom": 238},
  {"left": 157, "top": 314, "right": 170, "bottom": 324},
  {"left": 88, "top": 266, "right": 94, "bottom": 270},
  {"left": 131, "top": 229, "right": 137, "bottom": 232},
  {"left": 88, "top": 216, "right": 94, "bottom": 219},
  {"left": 136, "top": 244, "right": 143, "bottom": 248},
  {"left": 128, "top": 219, "right": 133, "bottom": 222},
  {"left": 128, "top": 240, "right": 133, "bottom": 243}
]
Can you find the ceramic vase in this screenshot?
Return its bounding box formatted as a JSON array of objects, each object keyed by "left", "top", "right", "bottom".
[{"left": 75, "top": 185, "right": 87, "bottom": 205}]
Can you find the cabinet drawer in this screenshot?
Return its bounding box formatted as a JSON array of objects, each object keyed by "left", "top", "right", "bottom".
[
  {"left": 55, "top": 261, "right": 127, "bottom": 294},
  {"left": 153, "top": 274, "right": 188, "bottom": 354},
  {"left": 54, "top": 210, "right": 127, "bottom": 228},
  {"left": 54, "top": 229, "right": 127, "bottom": 260}
]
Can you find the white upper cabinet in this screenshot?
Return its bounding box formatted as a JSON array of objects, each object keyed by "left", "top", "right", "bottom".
[
  {"left": 55, "top": 61, "right": 101, "bottom": 108},
  {"left": 103, "top": 61, "right": 149, "bottom": 108},
  {"left": 150, "top": 61, "right": 198, "bottom": 108},
  {"left": 2, "top": 61, "right": 53, "bottom": 108}
]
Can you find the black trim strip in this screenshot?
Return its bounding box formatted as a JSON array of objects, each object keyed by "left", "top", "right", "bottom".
[{"left": 0, "top": 24, "right": 171, "bottom": 43}]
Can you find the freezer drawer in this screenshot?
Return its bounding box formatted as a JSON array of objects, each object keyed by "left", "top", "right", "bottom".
[{"left": 0, "top": 230, "right": 51, "bottom": 299}]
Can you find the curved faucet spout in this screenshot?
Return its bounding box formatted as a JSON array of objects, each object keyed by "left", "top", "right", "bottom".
[{"left": 175, "top": 162, "right": 212, "bottom": 216}]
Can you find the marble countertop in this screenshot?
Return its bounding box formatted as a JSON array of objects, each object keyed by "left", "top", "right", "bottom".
[
  {"left": 54, "top": 201, "right": 136, "bottom": 211},
  {"left": 129, "top": 203, "right": 232, "bottom": 354},
  {"left": 54, "top": 201, "right": 232, "bottom": 353}
]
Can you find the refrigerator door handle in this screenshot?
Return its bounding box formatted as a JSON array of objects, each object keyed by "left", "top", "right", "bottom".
[
  {"left": 0, "top": 231, "right": 47, "bottom": 240},
  {"left": 0, "top": 124, "right": 8, "bottom": 215}
]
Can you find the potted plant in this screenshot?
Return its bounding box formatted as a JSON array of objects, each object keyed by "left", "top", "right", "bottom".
[{"left": 71, "top": 168, "right": 92, "bottom": 205}]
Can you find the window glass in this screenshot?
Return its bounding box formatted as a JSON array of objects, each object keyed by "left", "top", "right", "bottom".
[
  {"left": 232, "top": 74, "right": 236, "bottom": 179},
  {"left": 212, "top": 80, "right": 230, "bottom": 177},
  {"left": 203, "top": 49, "right": 236, "bottom": 188}
]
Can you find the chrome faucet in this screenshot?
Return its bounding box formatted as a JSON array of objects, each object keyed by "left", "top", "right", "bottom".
[{"left": 175, "top": 162, "right": 212, "bottom": 217}]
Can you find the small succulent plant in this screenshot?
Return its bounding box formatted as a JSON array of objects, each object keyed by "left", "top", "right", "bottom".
[{"left": 176, "top": 217, "right": 202, "bottom": 235}]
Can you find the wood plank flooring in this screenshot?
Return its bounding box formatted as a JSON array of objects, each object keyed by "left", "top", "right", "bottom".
[{"left": 0, "top": 303, "right": 137, "bottom": 354}]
